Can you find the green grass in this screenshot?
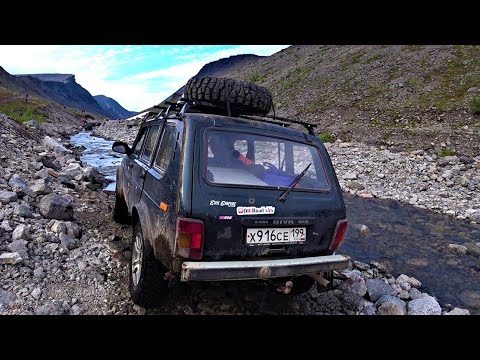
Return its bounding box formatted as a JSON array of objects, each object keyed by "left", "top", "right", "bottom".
[
  {"left": 470, "top": 95, "right": 480, "bottom": 114},
  {"left": 317, "top": 132, "right": 334, "bottom": 143},
  {"left": 0, "top": 100, "right": 48, "bottom": 123},
  {"left": 248, "top": 70, "right": 265, "bottom": 83},
  {"left": 438, "top": 147, "right": 455, "bottom": 157}
]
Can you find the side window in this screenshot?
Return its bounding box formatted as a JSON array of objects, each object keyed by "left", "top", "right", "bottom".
[
  {"left": 140, "top": 125, "right": 160, "bottom": 163},
  {"left": 154, "top": 125, "right": 177, "bottom": 172},
  {"left": 132, "top": 127, "right": 147, "bottom": 156}
]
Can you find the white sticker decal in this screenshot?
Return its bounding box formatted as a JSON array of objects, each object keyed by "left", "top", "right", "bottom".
[
  {"left": 236, "top": 206, "right": 275, "bottom": 216},
  {"left": 210, "top": 200, "right": 237, "bottom": 207}
]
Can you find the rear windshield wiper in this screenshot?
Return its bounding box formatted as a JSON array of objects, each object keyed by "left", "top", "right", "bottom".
[{"left": 277, "top": 163, "right": 312, "bottom": 202}]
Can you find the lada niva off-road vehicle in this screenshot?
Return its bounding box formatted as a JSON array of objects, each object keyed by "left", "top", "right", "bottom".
[{"left": 112, "top": 77, "right": 350, "bottom": 307}]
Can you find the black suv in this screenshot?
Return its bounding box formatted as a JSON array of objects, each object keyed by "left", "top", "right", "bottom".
[{"left": 112, "top": 77, "right": 350, "bottom": 307}]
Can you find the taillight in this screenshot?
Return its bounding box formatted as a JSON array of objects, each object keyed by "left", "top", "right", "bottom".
[
  {"left": 330, "top": 219, "right": 348, "bottom": 252},
  {"left": 177, "top": 218, "right": 204, "bottom": 260}
]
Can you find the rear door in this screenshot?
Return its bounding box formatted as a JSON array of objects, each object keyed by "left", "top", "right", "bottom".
[
  {"left": 190, "top": 125, "right": 346, "bottom": 261},
  {"left": 128, "top": 123, "right": 163, "bottom": 207},
  {"left": 140, "top": 121, "right": 181, "bottom": 267}
]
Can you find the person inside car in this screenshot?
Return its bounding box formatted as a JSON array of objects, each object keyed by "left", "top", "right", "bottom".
[{"left": 208, "top": 135, "right": 266, "bottom": 180}]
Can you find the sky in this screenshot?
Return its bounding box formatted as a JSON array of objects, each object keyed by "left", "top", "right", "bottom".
[{"left": 0, "top": 45, "right": 289, "bottom": 112}]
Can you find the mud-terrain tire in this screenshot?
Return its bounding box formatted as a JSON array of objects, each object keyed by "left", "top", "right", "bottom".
[
  {"left": 129, "top": 222, "right": 168, "bottom": 308},
  {"left": 112, "top": 186, "right": 129, "bottom": 224},
  {"left": 185, "top": 77, "right": 273, "bottom": 116}
]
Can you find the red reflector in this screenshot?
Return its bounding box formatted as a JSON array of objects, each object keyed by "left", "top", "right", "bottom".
[
  {"left": 330, "top": 219, "right": 348, "bottom": 252},
  {"left": 177, "top": 218, "right": 204, "bottom": 260}
]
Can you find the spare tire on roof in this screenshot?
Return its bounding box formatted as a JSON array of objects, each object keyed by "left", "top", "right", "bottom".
[{"left": 184, "top": 76, "right": 273, "bottom": 116}]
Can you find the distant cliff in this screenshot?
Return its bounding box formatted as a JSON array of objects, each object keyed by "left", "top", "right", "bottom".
[
  {"left": 15, "top": 73, "right": 109, "bottom": 116},
  {"left": 94, "top": 95, "right": 137, "bottom": 119}
]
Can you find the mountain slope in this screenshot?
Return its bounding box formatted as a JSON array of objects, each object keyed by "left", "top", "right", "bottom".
[
  {"left": 15, "top": 73, "right": 109, "bottom": 117},
  {"left": 94, "top": 95, "right": 136, "bottom": 119},
  {"left": 192, "top": 45, "right": 480, "bottom": 156}
]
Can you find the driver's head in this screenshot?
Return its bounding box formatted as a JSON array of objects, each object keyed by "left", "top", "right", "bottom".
[{"left": 210, "top": 134, "right": 234, "bottom": 155}]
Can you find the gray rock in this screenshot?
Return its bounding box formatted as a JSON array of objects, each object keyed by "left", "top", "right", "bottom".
[
  {"left": 338, "top": 275, "right": 367, "bottom": 297},
  {"left": 35, "top": 303, "right": 65, "bottom": 315},
  {"left": 370, "top": 261, "right": 388, "bottom": 273},
  {"left": 343, "top": 172, "right": 357, "bottom": 180},
  {"left": 31, "top": 288, "right": 42, "bottom": 300},
  {"left": 444, "top": 308, "right": 470, "bottom": 315},
  {"left": 1, "top": 220, "right": 13, "bottom": 232},
  {"left": 82, "top": 167, "right": 109, "bottom": 185},
  {"left": 65, "top": 222, "right": 82, "bottom": 239},
  {"left": 0, "top": 191, "right": 18, "bottom": 204},
  {"left": 346, "top": 181, "right": 365, "bottom": 191},
  {"left": 361, "top": 305, "right": 377, "bottom": 315},
  {"left": 338, "top": 290, "right": 365, "bottom": 311},
  {"left": 407, "top": 295, "right": 442, "bottom": 315},
  {"left": 14, "top": 204, "right": 32, "bottom": 218},
  {"left": 28, "top": 181, "right": 52, "bottom": 197},
  {"left": 376, "top": 295, "right": 407, "bottom": 315},
  {"left": 353, "top": 261, "right": 370, "bottom": 270},
  {"left": 7, "top": 240, "right": 28, "bottom": 253},
  {"left": 0, "top": 252, "right": 23, "bottom": 265},
  {"left": 470, "top": 212, "right": 480, "bottom": 222},
  {"left": 8, "top": 174, "right": 28, "bottom": 192},
  {"left": 59, "top": 232, "right": 77, "bottom": 250},
  {"left": 51, "top": 221, "right": 67, "bottom": 234},
  {"left": 70, "top": 304, "right": 83, "bottom": 315},
  {"left": 0, "top": 289, "right": 14, "bottom": 310},
  {"left": 35, "top": 168, "right": 50, "bottom": 180},
  {"left": 458, "top": 176, "right": 470, "bottom": 187},
  {"left": 42, "top": 136, "right": 72, "bottom": 155},
  {"left": 62, "top": 163, "right": 83, "bottom": 177},
  {"left": 448, "top": 244, "right": 468, "bottom": 255},
  {"left": 366, "top": 279, "right": 395, "bottom": 302},
  {"left": 458, "top": 156, "right": 474, "bottom": 164},
  {"left": 42, "top": 157, "right": 61, "bottom": 171},
  {"left": 12, "top": 225, "right": 30, "bottom": 241},
  {"left": 59, "top": 177, "right": 75, "bottom": 189},
  {"left": 39, "top": 193, "right": 73, "bottom": 220},
  {"left": 33, "top": 267, "right": 45, "bottom": 278}
]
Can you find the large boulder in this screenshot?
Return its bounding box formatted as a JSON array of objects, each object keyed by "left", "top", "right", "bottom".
[
  {"left": 407, "top": 295, "right": 442, "bottom": 315},
  {"left": 42, "top": 136, "right": 72, "bottom": 155},
  {"left": 39, "top": 193, "right": 74, "bottom": 220},
  {"left": 366, "top": 279, "right": 395, "bottom": 302},
  {"left": 376, "top": 295, "right": 407, "bottom": 315}
]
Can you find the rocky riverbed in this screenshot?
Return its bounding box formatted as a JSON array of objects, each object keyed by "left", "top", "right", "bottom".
[{"left": 0, "top": 114, "right": 472, "bottom": 315}]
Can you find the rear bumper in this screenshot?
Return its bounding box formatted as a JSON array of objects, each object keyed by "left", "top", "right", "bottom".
[{"left": 180, "top": 254, "right": 351, "bottom": 282}]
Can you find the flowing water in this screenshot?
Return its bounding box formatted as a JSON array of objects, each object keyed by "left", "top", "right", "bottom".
[
  {"left": 69, "top": 131, "right": 122, "bottom": 192},
  {"left": 70, "top": 131, "right": 480, "bottom": 314}
]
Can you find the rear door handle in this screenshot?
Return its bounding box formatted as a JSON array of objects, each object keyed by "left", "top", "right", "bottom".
[
  {"left": 140, "top": 169, "right": 147, "bottom": 179},
  {"left": 127, "top": 163, "right": 133, "bottom": 169}
]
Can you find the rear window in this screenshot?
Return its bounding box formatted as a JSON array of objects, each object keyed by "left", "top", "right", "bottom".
[{"left": 205, "top": 130, "right": 330, "bottom": 191}]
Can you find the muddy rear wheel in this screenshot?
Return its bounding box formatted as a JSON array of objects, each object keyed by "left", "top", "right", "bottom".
[{"left": 129, "top": 222, "right": 168, "bottom": 308}]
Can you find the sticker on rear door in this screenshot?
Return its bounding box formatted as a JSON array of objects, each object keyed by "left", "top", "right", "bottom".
[{"left": 236, "top": 206, "right": 275, "bottom": 215}]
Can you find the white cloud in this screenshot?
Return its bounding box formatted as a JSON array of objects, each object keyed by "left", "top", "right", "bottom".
[{"left": 0, "top": 45, "right": 289, "bottom": 111}]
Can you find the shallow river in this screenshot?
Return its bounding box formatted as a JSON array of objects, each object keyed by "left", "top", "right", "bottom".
[{"left": 70, "top": 131, "right": 480, "bottom": 314}]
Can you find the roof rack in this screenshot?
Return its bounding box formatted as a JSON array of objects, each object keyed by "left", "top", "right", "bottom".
[
  {"left": 238, "top": 113, "right": 316, "bottom": 135},
  {"left": 138, "top": 98, "right": 317, "bottom": 136}
]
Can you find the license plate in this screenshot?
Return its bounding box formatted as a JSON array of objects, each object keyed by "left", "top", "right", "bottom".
[{"left": 246, "top": 227, "right": 306, "bottom": 245}]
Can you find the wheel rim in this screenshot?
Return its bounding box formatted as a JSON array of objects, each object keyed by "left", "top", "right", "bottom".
[{"left": 131, "top": 232, "right": 143, "bottom": 287}]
